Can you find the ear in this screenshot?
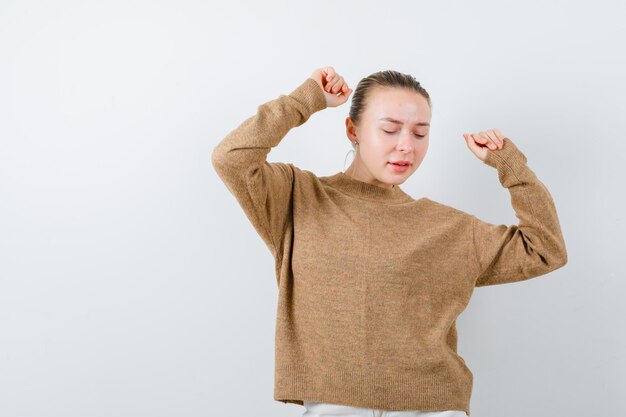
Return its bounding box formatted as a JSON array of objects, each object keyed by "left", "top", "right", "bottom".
[{"left": 345, "top": 117, "right": 357, "bottom": 142}]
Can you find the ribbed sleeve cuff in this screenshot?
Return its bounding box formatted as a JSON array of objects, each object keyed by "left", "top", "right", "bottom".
[
  {"left": 288, "top": 77, "right": 328, "bottom": 116},
  {"left": 482, "top": 137, "right": 528, "bottom": 173}
]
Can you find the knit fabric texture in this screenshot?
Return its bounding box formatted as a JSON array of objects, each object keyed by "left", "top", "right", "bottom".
[{"left": 211, "top": 77, "right": 568, "bottom": 416}]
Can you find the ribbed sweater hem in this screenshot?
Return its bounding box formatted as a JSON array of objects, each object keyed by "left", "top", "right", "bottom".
[{"left": 274, "top": 364, "right": 471, "bottom": 416}]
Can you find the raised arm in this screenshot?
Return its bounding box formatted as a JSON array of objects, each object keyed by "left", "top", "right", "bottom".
[
  {"left": 211, "top": 77, "right": 327, "bottom": 258},
  {"left": 471, "top": 137, "right": 568, "bottom": 287}
]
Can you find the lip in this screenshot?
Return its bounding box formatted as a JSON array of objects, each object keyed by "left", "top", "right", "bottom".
[{"left": 388, "top": 161, "right": 411, "bottom": 173}]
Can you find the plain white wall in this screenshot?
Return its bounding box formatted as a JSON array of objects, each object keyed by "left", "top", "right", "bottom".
[{"left": 1, "top": 1, "right": 624, "bottom": 416}]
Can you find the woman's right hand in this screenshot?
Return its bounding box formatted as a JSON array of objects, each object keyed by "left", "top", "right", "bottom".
[{"left": 309, "top": 66, "right": 352, "bottom": 108}]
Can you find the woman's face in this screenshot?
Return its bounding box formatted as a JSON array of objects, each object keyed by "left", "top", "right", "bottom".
[{"left": 345, "top": 86, "right": 431, "bottom": 189}]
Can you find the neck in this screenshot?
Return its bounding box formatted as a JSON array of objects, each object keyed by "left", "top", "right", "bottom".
[
  {"left": 343, "top": 166, "right": 395, "bottom": 190},
  {"left": 324, "top": 171, "right": 414, "bottom": 204}
]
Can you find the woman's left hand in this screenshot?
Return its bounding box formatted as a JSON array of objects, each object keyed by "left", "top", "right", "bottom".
[{"left": 463, "top": 128, "right": 506, "bottom": 162}]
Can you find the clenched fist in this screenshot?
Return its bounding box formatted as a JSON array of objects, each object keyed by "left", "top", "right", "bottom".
[
  {"left": 309, "top": 66, "right": 353, "bottom": 108},
  {"left": 463, "top": 128, "right": 506, "bottom": 162}
]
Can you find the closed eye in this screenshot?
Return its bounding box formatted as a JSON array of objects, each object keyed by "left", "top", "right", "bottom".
[{"left": 383, "top": 130, "right": 425, "bottom": 138}]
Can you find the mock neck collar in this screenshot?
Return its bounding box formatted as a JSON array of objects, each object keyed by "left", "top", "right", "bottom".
[{"left": 324, "top": 171, "right": 415, "bottom": 204}]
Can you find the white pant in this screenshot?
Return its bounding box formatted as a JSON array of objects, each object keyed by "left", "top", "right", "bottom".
[{"left": 302, "top": 401, "right": 468, "bottom": 417}]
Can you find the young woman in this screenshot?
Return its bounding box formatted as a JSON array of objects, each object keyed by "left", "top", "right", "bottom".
[{"left": 212, "top": 66, "right": 567, "bottom": 417}]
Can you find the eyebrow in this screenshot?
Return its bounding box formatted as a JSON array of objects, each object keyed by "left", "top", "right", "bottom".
[{"left": 379, "top": 117, "right": 430, "bottom": 127}]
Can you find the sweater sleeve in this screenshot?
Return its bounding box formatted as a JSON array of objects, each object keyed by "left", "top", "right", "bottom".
[
  {"left": 471, "top": 137, "right": 568, "bottom": 287},
  {"left": 211, "top": 77, "right": 327, "bottom": 258}
]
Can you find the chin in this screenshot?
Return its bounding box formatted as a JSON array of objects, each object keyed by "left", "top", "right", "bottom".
[{"left": 385, "top": 177, "right": 405, "bottom": 186}]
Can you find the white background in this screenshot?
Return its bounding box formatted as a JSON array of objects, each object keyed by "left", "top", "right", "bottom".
[{"left": 1, "top": 1, "right": 624, "bottom": 416}]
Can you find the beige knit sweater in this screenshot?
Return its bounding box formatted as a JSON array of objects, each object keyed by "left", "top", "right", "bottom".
[{"left": 211, "top": 77, "right": 568, "bottom": 416}]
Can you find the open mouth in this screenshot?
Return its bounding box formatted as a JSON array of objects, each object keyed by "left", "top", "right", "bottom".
[{"left": 388, "top": 162, "right": 411, "bottom": 172}]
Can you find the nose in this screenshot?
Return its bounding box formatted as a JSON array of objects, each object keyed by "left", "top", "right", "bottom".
[{"left": 396, "top": 132, "right": 413, "bottom": 153}]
